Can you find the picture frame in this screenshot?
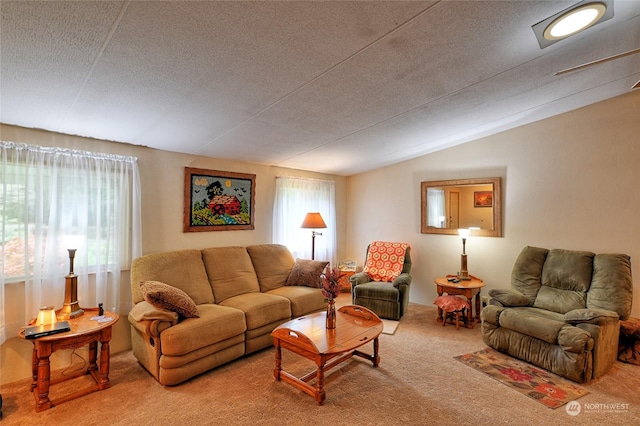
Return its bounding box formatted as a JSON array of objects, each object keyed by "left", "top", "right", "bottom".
[
  {"left": 183, "top": 167, "right": 255, "bottom": 232},
  {"left": 474, "top": 191, "right": 493, "bottom": 208}
]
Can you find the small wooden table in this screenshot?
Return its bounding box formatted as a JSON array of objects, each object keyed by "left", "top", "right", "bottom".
[
  {"left": 19, "top": 308, "right": 119, "bottom": 412},
  {"left": 434, "top": 276, "right": 485, "bottom": 329},
  {"left": 272, "top": 305, "right": 383, "bottom": 405}
]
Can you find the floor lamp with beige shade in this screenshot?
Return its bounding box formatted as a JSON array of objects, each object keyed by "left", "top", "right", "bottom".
[{"left": 300, "top": 212, "right": 326, "bottom": 260}]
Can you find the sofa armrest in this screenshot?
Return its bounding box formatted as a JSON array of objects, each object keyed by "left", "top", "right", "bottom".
[
  {"left": 488, "top": 288, "right": 529, "bottom": 307},
  {"left": 564, "top": 308, "right": 620, "bottom": 325},
  {"left": 128, "top": 301, "right": 179, "bottom": 338},
  {"left": 392, "top": 273, "right": 412, "bottom": 288}
]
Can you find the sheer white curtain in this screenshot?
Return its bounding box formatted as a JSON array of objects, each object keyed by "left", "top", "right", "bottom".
[
  {"left": 273, "top": 177, "right": 336, "bottom": 266},
  {"left": 427, "top": 188, "right": 446, "bottom": 228},
  {"left": 0, "top": 141, "right": 142, "bottom": 344}
]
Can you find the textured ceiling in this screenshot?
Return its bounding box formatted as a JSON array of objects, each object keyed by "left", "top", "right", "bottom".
[{"left": 1, "top": 1, "right": 639, "bottom": 175}]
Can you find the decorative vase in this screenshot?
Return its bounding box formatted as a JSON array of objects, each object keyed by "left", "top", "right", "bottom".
[{"left": 326, "top": 299, "right": 336, "bottom": 329}]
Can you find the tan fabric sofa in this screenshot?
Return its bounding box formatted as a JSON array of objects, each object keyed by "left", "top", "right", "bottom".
[{"left": 128, "top": 244, "right": 326, "bottom": 385}]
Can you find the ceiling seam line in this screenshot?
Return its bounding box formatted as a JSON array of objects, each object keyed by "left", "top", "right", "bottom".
[
  {"left": 286, "top": 72, "right": 640, "bottom": 172},
  {"left": 275, "top": 43, "right": 594, "bottom": 162},
  {"left": 55, "top": 0, "right": 131, "bottom": 132},
  {"left": 191, "top": 1, "right": 443, "bottom": 154}
]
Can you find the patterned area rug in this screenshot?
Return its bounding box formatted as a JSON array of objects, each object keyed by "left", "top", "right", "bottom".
[{"left": 454, "top": 348, "right": 589, "bottom": 409}]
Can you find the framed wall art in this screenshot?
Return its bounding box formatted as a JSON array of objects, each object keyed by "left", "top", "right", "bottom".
[
  {"left": 183, "top": 167, "right": 255, "bottom": 232},
  {"left": 474, "top": 191, "right": 493, "bottom": 208}
]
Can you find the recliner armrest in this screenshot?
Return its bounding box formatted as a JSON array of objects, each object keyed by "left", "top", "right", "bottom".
[
  {"left": 488, "top": 288, "right": 529, "bottom": 307},
  {"left": 349, "top": 272, "right": 371, "bottom": 287},
  {"left": 392, "top": 273, "right": 412, "bottom": 288},
  {"left": 564, "top": 308, "right": 619, "bottom": 325}
]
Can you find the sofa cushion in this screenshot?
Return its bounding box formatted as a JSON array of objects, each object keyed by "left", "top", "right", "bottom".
[
  {"left": 246, "top": 244, "right": 296, "bottom": 292},
  {"left": 588, "top": 253, "right": 633, "bottom": 321},
  {"left": 202, "top": 246, "right": 261, "bottom": 303},
  {"left": 266, "top": 286, "right": 325, "bottom": 317},
  {"left": 219, "top": 292, "right": 291, "bottom": 330},
  {"left": 131, "top": 249, "right": 214, "bottom": 305},
  {"left": 140, "top": 281, "right": 200, "bottom": 318},
  {"left": 533, "top": 286, "right": 586, "bottom": 314},
  {"left": 159, "top": 304, "right": 246, "bottom": 356},
  {"left": 285, "top": 258, "right": 328, "bottom": 288}
]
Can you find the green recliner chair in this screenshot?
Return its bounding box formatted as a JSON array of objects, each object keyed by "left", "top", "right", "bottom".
[
  {"left": 350, "top": 243, "right": 412, "bottom": 320},
  {"left": 482, "top": 246, "right": 633, "bottom": 383}
]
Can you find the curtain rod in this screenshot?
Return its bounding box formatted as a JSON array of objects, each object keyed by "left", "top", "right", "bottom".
[
  {"left": 275, "top": 175, "right": 334, "bottom": 183},
  {"left": 2, "top": 141, "right": 138, "bottom": 163}
]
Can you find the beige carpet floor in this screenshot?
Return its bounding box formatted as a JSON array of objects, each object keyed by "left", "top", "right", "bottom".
[{"left": 2, "top": 298, "right": 638, "bottom": 425}]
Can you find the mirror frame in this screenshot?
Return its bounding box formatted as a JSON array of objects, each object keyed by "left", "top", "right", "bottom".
[{"left": 420, "top": 177, "right": 502, "bottom": 237}]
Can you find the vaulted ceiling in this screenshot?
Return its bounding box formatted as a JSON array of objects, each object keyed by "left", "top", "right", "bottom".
[{"left": 2, "top": 1, "right": 639, "bottom": 175}]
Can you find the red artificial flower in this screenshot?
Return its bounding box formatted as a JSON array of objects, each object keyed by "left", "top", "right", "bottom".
[{"left": 321, "top": 266, "right": 342, "bottom": 300}]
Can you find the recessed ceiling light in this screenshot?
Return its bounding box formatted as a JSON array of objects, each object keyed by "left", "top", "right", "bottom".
[
  {"left": 544, "top": 3, "right": 607, "bottom": 40},
  {"left": 532, "top": 0, "right": 614, "bottom": 49}
]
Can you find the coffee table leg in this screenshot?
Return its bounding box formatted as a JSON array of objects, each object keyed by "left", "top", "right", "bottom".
[
  {"left": 315, "top": 362, "right": 326, "bottom": 405},
  {"left": 273, "top": 339, "right": 282, "bottom": 381},
  {"left": 373, "top": 337, "right": 380, "bottom": 367}
]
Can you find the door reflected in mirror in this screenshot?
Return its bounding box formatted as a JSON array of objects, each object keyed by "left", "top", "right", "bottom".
[{"left": 420, "top": 177, "right": 502, "bottom": 237}]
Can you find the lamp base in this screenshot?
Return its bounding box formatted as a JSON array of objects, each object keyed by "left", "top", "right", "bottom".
[
  {"left": 58, "top": 274, "right": 84, "bottom": 320},
  {"left": 458, "top": 253, "right": 471, "bottom": 280},
  {"left": 57, "top": 303, "right": 84, "bottom": 320}
]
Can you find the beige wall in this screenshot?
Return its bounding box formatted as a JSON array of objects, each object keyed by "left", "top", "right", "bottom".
[
  {"left": 346, "top": 90, "right": 640, "bottom": 319},
  {"left": 0, "top": 124, "right": 347, "bottom": 384},
  {"left": 2, "top": 90, "right": 639, "bottom": 385}
]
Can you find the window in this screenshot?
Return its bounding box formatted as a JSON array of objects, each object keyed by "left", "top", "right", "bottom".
[
  {"left": 0, "top": 142, "right": 142, "bottom": 344},
  {"left": 273, "top": 177, "right": 336, "bottom": 265},
  {"left": 427, "top": 188, "right": 446, "bottom": 228}
]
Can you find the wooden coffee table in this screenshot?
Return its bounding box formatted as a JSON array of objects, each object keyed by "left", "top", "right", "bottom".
[{"left": 271, "top": 304, "right": 383, "bottom": 405}]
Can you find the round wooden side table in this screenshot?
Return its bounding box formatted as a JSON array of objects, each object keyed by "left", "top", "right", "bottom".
[
  {"left": 434, "top": 276, "right": 485, "bottom": 329},
  {"left": 19, "top": 308, "right": 119, "bottom": 412}
]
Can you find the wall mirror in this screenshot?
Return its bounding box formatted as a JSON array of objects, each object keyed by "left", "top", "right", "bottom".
[{"left": 420, "top": 177, "right": 502, "bottom": 237}]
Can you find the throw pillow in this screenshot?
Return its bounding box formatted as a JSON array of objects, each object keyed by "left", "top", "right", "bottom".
[
  {"left": 140, "top": 281, "right": 199, "bottom": 318},
  {"left": 285, "top": 259, "right": 329, "bottom": 288}
]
